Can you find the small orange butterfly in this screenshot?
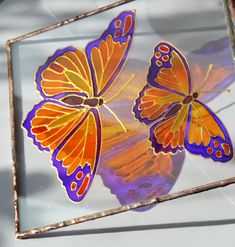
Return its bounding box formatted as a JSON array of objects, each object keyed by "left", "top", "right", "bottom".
[{"left": 134, "top": 41, "right": 233, "bottom": 162}]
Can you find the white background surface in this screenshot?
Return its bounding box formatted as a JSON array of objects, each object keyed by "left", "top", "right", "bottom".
[{"left": 1, "top": 0, "right": 235, "bottom": 246}]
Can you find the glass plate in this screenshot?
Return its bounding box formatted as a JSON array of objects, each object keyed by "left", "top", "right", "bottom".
[{"left": 9, "top": 0, "right": 235, "bottom": 237}]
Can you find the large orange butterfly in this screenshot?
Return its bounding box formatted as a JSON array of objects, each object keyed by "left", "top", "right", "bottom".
[
  {"left": 22, "top": 10, "right": 136, "bottom": 202},
  {"left": 134, "top": 41, "right": 233, "bottom": 162}
]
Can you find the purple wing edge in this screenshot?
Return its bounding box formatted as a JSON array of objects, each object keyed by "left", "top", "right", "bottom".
[
  {"left": 22, "top": 99, "right": 85, "bottom": 152},
  {"left": 184, "top": 100, "right": 233, "bottom": 162},
  {"left": 147, "top": 41, "right": 191, "bottom": 95},
  {"left": 85, "top": 10, "right": 136, "bottom": 97},
  {"left": 51, "top": 108, "right": 101, "bottom": 202},
  {"left": 35, "top": 46, "right": 88, "bottom": 99}
]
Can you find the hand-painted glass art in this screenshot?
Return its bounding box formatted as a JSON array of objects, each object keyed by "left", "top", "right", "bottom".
[
  {"left": 134, "top": 41, "right": 233, "bottom": 162},
  {"left": 22, "top": 10, "right": 136, "bottom": 202}
]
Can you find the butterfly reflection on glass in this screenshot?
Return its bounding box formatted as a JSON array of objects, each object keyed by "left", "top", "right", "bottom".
[
  {"left": 134, "top": 41, "right": 233, "bottom": 162},
  {"left": 22, "top": 10, "right": 136, "bottom": 202}
]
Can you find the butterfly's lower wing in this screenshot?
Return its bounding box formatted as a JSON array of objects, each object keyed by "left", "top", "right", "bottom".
[
  {"left": 100, "top": 129, "right": 185, "bottom": 210},
  {"left": 86, "top": 10, "right": 135, "bottom": 96},
  {"left": 149, "top": 103, "right": 189, "bottom": 154},
  {"left": 23, "top": 100, "right": 101, "bottom": 202},
  {"left": 185, "top": 100, "right": 233, "bottom": 162}
]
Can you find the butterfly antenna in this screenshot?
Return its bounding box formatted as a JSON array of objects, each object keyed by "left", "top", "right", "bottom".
[
  {"left": 105, "top": 73, "right": 136, "bottom": 103},
  {"left": 197, "top": 89, "right": 231, "bottom": 94},
  {"left": 195, "top": 64, "right": 214, "bottom": 91},
  {"left": 103, "top": 104, "right": 127, "bottom": 133}
]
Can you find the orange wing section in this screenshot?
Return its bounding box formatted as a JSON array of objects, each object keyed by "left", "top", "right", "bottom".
[
  {"left": 37, "top": 48, "right": 93, "bottom": 97},
  {"left": 150, "top": 104, "right": 189, "bottom": 153},
  {"left": 90, "top": 35, "right": 130, "bottom": 94},
  {"left": 134, "top": 86, "right": 183, "bottom": 123},
  {"left": 29, "top": 101, "right": 87, "bottom": 151},
  {"left": 188, "top": 101, "right": 225, "bottom": 146},
  {"left": 55, "top": 110, "right": 99, "bottom": 175},
  {"left": 156, "top": 50, "right": 190, "bottom": 95},
  {"left": 102, "top": 130, "right": 173, "bottom": 183}
]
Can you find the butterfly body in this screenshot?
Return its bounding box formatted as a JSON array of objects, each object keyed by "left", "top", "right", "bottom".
[
  {"left": 61, "top": 95, "right": 104, "bottom": 108},
  {"left": 23, "top": 10, "right": 136, "bottom": 202},
  {"left": 134, "top": 41, "right": 233, "bottom": 162}
]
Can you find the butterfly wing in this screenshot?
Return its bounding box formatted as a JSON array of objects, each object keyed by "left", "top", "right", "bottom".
[
  {"left": 85, "top": 10, "right": 136, "bottom": 97},
  {"left": 134, "top": 85, "right": 184, "bottom": 125},
  {"left": 134, "top": 42, "right": 190, "bottom": 124},
  {"left": 149, "top": 103, "right": 189, "bottom": 154},
  {"left": 23, "top": 100, "right": 101, "bottom": 202},
  {"left": 147, "top": 41, "right": 191, "bottom": 95},
  {"left": 188, "top": 37, "right": 235, "bottom": 103},
  {"left": 36, "top": 46, "right": 93, "bottom": 98},
  {"left": 185, "top": 100, "right": 233, "bottom": 162},
  {"left": 100, "top": 126, "right": 185, "bottom": 211}
]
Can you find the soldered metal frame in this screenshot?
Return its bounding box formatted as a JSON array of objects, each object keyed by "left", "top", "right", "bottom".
[{"left": 6, "top": 0, "right": 235, "bottom": 240}]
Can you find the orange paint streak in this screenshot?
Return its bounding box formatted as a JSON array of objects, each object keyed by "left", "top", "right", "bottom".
[
  {"left": 222, "top": 143, "right": 231, "bottom": 156},
  {"left": 155, "top": 52, "right": 161, "bottom": 58},
  {"left": 216, "top": 150, "right": 222, "bottom": 158},
  {"left": 163, "top": 132, "right": 173, "bottom": 147},
  {"left": 149, "top": 105, "right": 170, "bottom": 120},
  {"left": 162, "top": 55, "right": 169, "bottom": 62},
  {"left": 214, "top": 140, "right": 219, "bottom": 148},
  {"left": 115, "top": 19, "right": 122, "bottom": 28},
  {"left": 100, "top": 36, "right": 129, "bottom": 92},
  {"left": 31, "top": 117, "right": 54, "bottom": 127},
  {"left": 171, "top": 131, "right": 179, "bottom": 148},
  {"left": 123, "top": 15, "right": 132, "bottom": 36},
  {"left": 31, "top": 126, "right": 48, "bottom": 134},
  {"left": 36, "top": 108, "right": 65, "bottom": 117},
  {"left": 99, "top": 40, "right": 108, "bottom": 66},
  {"left": 207, "top": 147, "right": 213, "bottom": 154},
  {"left": 77, "top": 176, "right": 90, "bottom": 196},
  {"left": 114, "top": 29, "right": 121, "bottom": 38},
  {"left": 139, "top": 101, "right": 154, "bottom": 110},
  {"left": 41, "top": 80, "right": 75, "bottom": 89},
  {"left": 178, "top": 125, "right": 185, "bottom": 146},
  {"left": 70, "top": 50, "right": 92, "bottom": 85},
  {"left": 192, "top": 101, "right": 225, "bottom": 140},
  {"left": 57, "top": 56, "right": 79, "bottom": 73},
  {"left": 70, "top": 182, "right": 77, "bottom": 191},
  {"left": 50, "top": 63, "right": 64, "bottom": 73},
  {"left": 159, "top": 45, "right": 169, "bottom": 53},
  {"left": 76, "top": 171, "right": 83, "bottom": 180},
  {"left": 156, "top": 60, "right": 162, "bottom": 67},
  {"left": 43, "top": 70, "right": 68, "bottom": 82}
]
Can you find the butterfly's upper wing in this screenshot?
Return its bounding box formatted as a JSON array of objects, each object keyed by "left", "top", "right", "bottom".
[
  {"left": 85, "top": 10, "right": 135, "bottom": 97},
  {"left": 147, "top": 41, "right": 191, "bottom": 95},
  {"left": 23, "top": 100, "right": 101, "bottom": 202},
  {"left": 185, "top": 100, "right": 233, "bottom": 162},
  {"left": 134, "top": 42, "right": 190, "bottom": 125},
  {"left": 36, "top": 46, "right": 93, "bottom": 99}
]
